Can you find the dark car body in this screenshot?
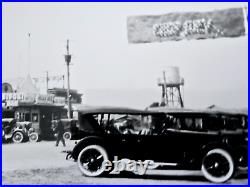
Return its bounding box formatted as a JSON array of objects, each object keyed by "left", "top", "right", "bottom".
[
  {"left": 148, "top": 107, "right": 248, "bottom": 166},
  {"left": 69, "top": 106, "right": 248, "bottom": 183}
]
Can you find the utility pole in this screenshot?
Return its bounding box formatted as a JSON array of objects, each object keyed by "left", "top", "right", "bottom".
[
  {"left": 62, "top": 75, "right": 65, "bottom": 89},
  {"left": 46, "top": 71, "right": 49, "bottom": 94},
  {"left": 64, "top": 39, "right": 72, "bottom": 119},
  {"left": 163, "top": 71, "right": 168, "bottom": 106},
  {"left": 28, "top": 33, "right": 31, "bottom": 75}
]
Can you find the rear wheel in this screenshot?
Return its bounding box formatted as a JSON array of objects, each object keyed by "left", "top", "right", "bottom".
[
  {"left": 237, "top": 150, "right": 248, "bottom": 170},
  {"left": 29, "top": 132, "right": 39, "bottom": 142},
  {"left": 63, "top": 132, "right": 71, "bottom": 140},
  {"left": 12, "top": 131, "right": 24, "bottom": 143},
  {"left": 202, "top": 148, "right": 234, "bottom": 183},
  {"left": 77, "top": 145, "right": 108, "bottom": 177}
]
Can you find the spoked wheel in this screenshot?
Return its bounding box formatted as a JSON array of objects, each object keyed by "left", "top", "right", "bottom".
[
  {"left": 77, "top": 145, "right": 108, "bottom": 177},
  {"left": 12, "top": 131, "right": 24, "bottom": 143},
  {"left": 29, "top": 132, "right": 39, "bottom": 142},
  {"left": 63, "top": 132, "right": 72, "bottom": 141},
  {"left": 202, "top": 148, "right": 234, "bottom": 183}
]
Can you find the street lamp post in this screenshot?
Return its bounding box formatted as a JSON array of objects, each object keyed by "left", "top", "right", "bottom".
[{"left": 64, "top": 39, "right": 72, "bottom": 119}]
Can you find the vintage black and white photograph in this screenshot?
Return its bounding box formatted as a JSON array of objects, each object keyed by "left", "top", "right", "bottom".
[{"left": 2, "top": 2, "right": 248, "bottom": 185}]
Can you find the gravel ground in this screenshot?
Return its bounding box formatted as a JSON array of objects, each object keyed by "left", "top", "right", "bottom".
[{"left": 2, "top": 141, "right": 248, "bottom": 185}]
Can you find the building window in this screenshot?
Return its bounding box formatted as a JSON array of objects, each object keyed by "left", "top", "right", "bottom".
[
  {"left": 32, "top": 113, "right": 39, "bottom": 122},
  {"left": 25, "top": 113, "right": 30, "bottom": 122}
]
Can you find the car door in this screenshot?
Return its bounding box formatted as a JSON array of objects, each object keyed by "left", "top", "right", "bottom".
[
  {"left": 103, "top": 113, "right": 142, "bottom": 160},
  {"left": 137, "top": 114, "right": 184, "bottom": 163}
]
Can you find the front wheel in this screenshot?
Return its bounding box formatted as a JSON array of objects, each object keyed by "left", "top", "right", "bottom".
[
  {"left": 12, "top": 131, "right": 24, "bottom": 143},
  {"left": 202, "top": 148, "right": 234, "bottom": 183},
  {"left": 77, "top": 145, "right": 109, "bottom": 177}
]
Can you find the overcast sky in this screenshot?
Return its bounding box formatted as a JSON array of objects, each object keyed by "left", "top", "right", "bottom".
[{"left": 2, "top": 2, "right": 248, "bottom": 109}]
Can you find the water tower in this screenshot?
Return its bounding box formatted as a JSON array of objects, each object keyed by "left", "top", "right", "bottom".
[{"left": 157, "top": 67, "right": 184, "bottom": 108}]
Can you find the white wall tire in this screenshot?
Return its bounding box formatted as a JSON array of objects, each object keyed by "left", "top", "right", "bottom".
[
  {"left": 12, "top": 131, "right": 24, "bottom": 143},
  {"left": 202, "top": 148, "right": 234, "bottom": 183},
  {"left": 63, "top": 132, "right": 72, "bottom": 141},
  {"left": 77, "top": 145, "right": 108, "bottom": 177},
  {"left": 237, "top": 149, "right": 248, "bottom": 171},
  {"left": 2, "top": 130, "right": 6, "bottom": 142},
  {"left": 29, "top": 132, "right": 39, "bottom": 142}
]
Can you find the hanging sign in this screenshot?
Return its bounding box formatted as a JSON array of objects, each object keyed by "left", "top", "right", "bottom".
[{"left": 127, "top": 7, "right": 247, "bottom": 43}]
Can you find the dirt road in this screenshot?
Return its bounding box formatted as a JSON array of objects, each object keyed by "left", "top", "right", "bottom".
[{"left": 2, "top": 141, "right": 248, "bottom": 184}]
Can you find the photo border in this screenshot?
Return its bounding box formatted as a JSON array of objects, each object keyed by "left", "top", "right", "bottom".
[{"left": 0, "top": 1, "right": 249, "bottom": 186}]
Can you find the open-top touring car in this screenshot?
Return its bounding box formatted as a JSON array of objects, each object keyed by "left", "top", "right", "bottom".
[
  {"left": 67, "top": 106, "right": 248, "bottom": 183},
  {"left": 2, "top": 118, "right": 39, "bottom": 143}
]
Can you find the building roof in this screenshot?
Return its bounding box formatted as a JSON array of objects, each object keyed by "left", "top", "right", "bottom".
[
  {"left": 48, "top": 88, "right": 82, "bottom": 95},
  {"left": 2, "top": 77, "right": 25, "bottom": 91},
  {"left": 17, "top": 102, "right": 65, "bottom": 108},
  {"left": 17, "top": 74, "right": 39, "bottom": 94},
  {"left": 3, "top": 75, "right": 39, "bottom": 94}
]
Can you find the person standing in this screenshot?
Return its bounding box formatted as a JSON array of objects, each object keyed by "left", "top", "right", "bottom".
[{"left": 55, "top": 119, "right": 66, "bottom": 147}]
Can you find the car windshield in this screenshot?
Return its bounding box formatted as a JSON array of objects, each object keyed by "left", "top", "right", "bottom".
[
  {"left": 109, "top": 114, "right": 142, "bottom": 134},
  {"left": 103, "top": 113, "right": 166, "bottom": 135},
  {"left": 79, "top": 114, "right": 103, "bottom": 133}
]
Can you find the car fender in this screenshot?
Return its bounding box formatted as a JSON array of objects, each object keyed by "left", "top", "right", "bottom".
[
  {"left": 71, "top": 136, "right": 108, "bottom": 160},
  {"left": 12, "top": 130, "right": 25, "bottom": 136},
  {"left": 201, "top": 142, "right": 235, "bottom": 162}
]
